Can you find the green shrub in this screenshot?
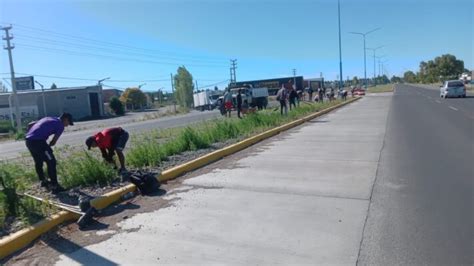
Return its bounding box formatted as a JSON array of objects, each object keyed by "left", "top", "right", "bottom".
[
  {"left": 0, "top": 120, "right": 13, "bottom": 134},
  {"left": 127, "top": 135, "right": 165, "bottom": 168},
  {"left": 109, "top": 97, "right": 125, "bottom": 115},
  {"left": 57, "top": 151, "right": 117, "bottom": 188},
  {"left": 0, "top": 162, "right": 40, "bottom": 229}
]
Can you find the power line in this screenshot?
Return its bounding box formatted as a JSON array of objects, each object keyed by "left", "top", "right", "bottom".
[
  {"left": 15, "top": 43, "right": 228, "bottom": 68},
  {"left": 14, "top": 34, "right": 228, "bottom": 64},
  {"left": 0, "top": 72, "right": 170, "bottom": 83},
  {"left": 1, "top": 72, "right": 229, "bottom": 84},
  {"left": 198, "top": 79, "right": 230, "bottom": 89},
  {"left": 5, "top": 22, "right": 228, "bottom": 61}
]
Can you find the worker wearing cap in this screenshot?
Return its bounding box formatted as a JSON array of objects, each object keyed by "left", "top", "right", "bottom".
[
  {"left": 25, "top": 112, "right": 73, "bottom": 193},
  {"left": 86, "top": 127, "right": 129, "bottom": 173}
]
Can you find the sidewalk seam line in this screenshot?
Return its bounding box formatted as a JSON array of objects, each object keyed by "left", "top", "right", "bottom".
[
  {"left": 183, "top": 183, "right": 370, "bottom": 202},
  {"left": 355, "top": 87, "right": 392, "bottom": 266}
]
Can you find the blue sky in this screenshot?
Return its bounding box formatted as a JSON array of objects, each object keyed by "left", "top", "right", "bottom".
[{"left": 1, "top": 0, "right": 472, "bottom": 92}]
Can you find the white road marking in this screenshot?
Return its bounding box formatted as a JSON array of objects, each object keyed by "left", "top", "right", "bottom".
[
  {"left": 449, "top": 106, "right": 458, "bottom": 111},
  {"left": 435, "top": 100, "right": 441, "bottom": 103}
]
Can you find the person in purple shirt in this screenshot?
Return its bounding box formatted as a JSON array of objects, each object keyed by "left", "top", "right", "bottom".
[{"left": 25, "top": 113, "right": 73, "bottom": 193}]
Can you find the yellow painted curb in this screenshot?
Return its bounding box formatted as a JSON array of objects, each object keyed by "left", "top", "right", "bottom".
[
  {"left": 90, "top": 183, "right": 136, "bottom": 210},
  {"left": 0, "top": 97, "right": 360, "bottom": 260},
  {"left": 0, "top": 211, "right": 78, "bottom": 259}
]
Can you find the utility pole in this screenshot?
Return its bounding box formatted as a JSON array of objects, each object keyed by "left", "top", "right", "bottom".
[
  {"left": 292, "top": 68, "right": 296, "bottom": 88},
  {"left": 170, "top": 73, "right": 176, "bottom": 113},
  {"left": 230, "top": 59, "right": 237, "bottom": 86},
  {"left": 195, "top": 80, "right": 198, "bottom": 91},
  {"left": 2, "top": 25, "right": 21, "bottom": 132}
]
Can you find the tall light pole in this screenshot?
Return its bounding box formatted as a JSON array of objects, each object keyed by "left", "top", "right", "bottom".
[
  {"left": 380, "top": 60, "right": 389, "bottom": 80},
  {"left": 366, "top": 45, "right": 384, "bottom": 85},
  {"left": 97, "top": 77, "right": 110, "bottom": 85},
  {"left": 292, "top": 68, "right": 296, "bottom": 88},
  {"left": 376, "top": 55, "right": 387, "bottom": 77},
  {"left": 34, "top": 80, "right": 47, "bottom": 117},
  {"left": 337, "top": 0, "right": 343, "bottom": 90},
  {"left": 349, "top": 27, "right": 381, "bottom": 89}
]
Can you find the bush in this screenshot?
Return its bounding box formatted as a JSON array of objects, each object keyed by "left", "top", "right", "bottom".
[
  {"left": 57, "top": 151, "right": 117, "bottom": 188},
  {"left": 0, "top": 120, "right": 13, "bottom": 134},
  {"left": 109, "top": 97, "right": 125, "bottom": 116},
  {"left": 0, "top": 162, "right": 40, "bottom": 230}
]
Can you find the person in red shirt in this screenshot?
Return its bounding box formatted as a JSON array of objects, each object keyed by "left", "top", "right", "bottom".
[{"left": 85, "top": 127, "right": 129, "bottom": 173}]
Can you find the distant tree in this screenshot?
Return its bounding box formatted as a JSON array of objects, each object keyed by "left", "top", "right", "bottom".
[
  {"left": 173, "top": 66, "right": 194, "bottom": 108},
  {"left": 352, "top": 76, "right": 359, "bottom": 86},
  {"left": 416, "top": 54, "right": 465, "bottom": 83},
  {"left": 109, "top": 97, "right": 125, "bottom": 115},
  {"left": 50, "top": 83, "right": 58, "bottom": 89},
  {"left": 120, "top": 87, "right": 147, "bottom": 110},
  {"left": 403, "top": 71, "right": 418, "bottom": 83},
  {"left": 390, "top": 76, "right": 403, "bottom": 83},
  {"left": 435, "top": 54, "right": 464, "bottom": 81},
  {"left": 214, "top": 86, "right": 219, "bottom": 91}
]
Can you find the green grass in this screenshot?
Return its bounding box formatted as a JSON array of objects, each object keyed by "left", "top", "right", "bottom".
[
  {"left": 0, "top": 121, "right": 13, "bottom": 134},
  {"left": 0, "top": 161, "right": 53, "bottom": 232},
  {"left": 367, "top": 84, "right": 394, "bottom": 93},
  {"left": 128, "top": 100, "right": 342, "bottom": 168},
  {"left": 56, "top": 150, "right": 117, "bottom": 189}
]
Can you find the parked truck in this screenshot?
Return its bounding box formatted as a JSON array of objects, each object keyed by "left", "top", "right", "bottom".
[
  {"left": 193, "top": 90, "right": 223, "bottom": 111},
  {"left": 229, "top": 85, "right": 269, "bottom": 109}
]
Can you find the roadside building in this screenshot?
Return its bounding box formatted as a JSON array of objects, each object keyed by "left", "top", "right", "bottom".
[
  {"left": 102, "top": 88, "right": 123, "bottom": 103},
  {"left": 0, "top": 85, "right": 104, "bottom": 122}
]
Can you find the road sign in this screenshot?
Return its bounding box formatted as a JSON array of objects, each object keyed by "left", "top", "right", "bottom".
[{"left": 14, "top": 76, "right": 35, "bottom": 91}]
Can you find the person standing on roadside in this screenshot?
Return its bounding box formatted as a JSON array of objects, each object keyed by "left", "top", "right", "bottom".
[
  {"left": 236, "top": 89, "right": 243, "bottom": 119},
  {"left": 223, "top": 88, "right": 233, "bottom": 118},
  {"left": 85, "top": 127, "right": 129, "bottom": 173},
  {"left": 276, "top": 84, "right": 288, "bottom": 116},
  {"left": 25, "top": 113, "right": 74, "bottom": 193},
  {"left": 308, "top": 86, "right": 314, "bottom": 102},
  {"left": 289, "top": 87, "right": 297, "bottom": 110},
  {"left": 318, "top": 87, "right": 324, "bottom": 103}
]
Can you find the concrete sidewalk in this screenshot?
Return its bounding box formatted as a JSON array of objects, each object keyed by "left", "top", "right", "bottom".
[{"left": 56, "top": 95, "right": 391, "bottom": 265}]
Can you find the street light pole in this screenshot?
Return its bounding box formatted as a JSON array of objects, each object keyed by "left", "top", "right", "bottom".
[
  {"left": 349, "top": 27, "right": 381, "bottom": 89},
  {"left": 366, "top": 45, "right": 384, "bottom": 85},
  {"left": 375, "top": 55, "right": 387, "bottom": 77},
  {"left": 338, "top": 0, "right": 343, "bottom": 90},
  {"left": 34, "top": 80, "right": 47, "bottom": 117},
  {"left": 97, "top": 77, "right": 110, "bottom": 86}
]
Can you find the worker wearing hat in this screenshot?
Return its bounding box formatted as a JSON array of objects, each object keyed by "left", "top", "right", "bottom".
[
  {"left": 85, "top": 127, "right": 129, "bottom": 173},
  {"left": 25, "top": 112, "right": 73, "bottom": 193}
]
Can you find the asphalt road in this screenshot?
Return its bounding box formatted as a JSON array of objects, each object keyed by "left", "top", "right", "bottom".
[
  {"left": 358, "top": 84, "right": 474, "bottom": 265},
  {"left": 0, "top": 110, "right": 221, "bottom": 160}
]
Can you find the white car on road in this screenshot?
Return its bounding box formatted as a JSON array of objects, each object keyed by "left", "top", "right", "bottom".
[{"left": 440, "top": 80, "right": 466, "bottom": 98}]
